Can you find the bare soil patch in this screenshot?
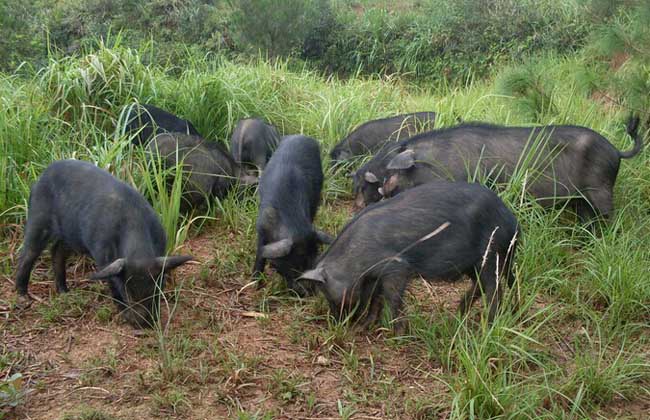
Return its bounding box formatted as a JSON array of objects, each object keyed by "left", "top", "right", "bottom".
[{"left": 1, "top": 212, "right": 464, "bottom": 419}]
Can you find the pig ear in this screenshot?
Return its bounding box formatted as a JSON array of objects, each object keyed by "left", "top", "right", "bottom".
[
  {"left": 364, "top": 171, "right": 379, "bottom": 183},
  {"left": 315, "top": 230, "right": 334, "bottom": 244},
  {"left": 387, "top": 149, "right": 415, "bottom": 170},
  {"left": 155, "top": 255, "right": 194, "bottom": 272},
  {"left": 298, "top": 267, "right": 327, "bottom": 283},
  {"left": 91, "top": 258, "right": 127, "bottom": 280},
  {"left": 261, "top": 238, "right": 293, "bottom": 259}
]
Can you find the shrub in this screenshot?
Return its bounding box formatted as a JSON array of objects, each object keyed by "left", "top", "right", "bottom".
[
  {"left": 306, "top": 0, "right": 590, "bottom": 83},
  {"left": 0, "top": 1, "right": 47, "bottom": 71},
  {"left": 231, "top": 0, "right": 323, "bottom": 57},
  {"left": 583, "top": 1, "right": 650, "bottom": 123}
]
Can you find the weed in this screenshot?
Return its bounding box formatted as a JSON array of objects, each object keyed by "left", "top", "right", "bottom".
[
  {"left": 268, "top": 369, "right": 308, "bottom": 403},
  {"left": 337, "top": 399, "right": 357, "bottom": 420},
  {"left": 235, "top": 409, "right": 275, "bottom": 420},
  {"left": 61, "top": 406, "right": 120, "bottom": 420},
  {"left": 152, "top": 385, "right": 190, "bottom": 416},
  {"left": 0, "top": 373, "right": 24, "bottom": 415},
  {"left": 95, "top": 304, "right": 113, "bottom": 324},
  {"left": 36, "top": 289, "right": 93, "bottom": 324}
]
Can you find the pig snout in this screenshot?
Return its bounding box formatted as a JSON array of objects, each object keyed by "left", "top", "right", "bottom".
[
  {"left": 383, "top": 174, "right": 399, "bottom": 197},
  {"left": 120, "top": 299, "right": 159, "bottom": 328},
  {"left": 354, "top": 192, "right": 367, "bottom": 210}
]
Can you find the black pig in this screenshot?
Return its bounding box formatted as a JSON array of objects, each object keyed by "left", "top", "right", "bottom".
[
  {"left": 230, "top": 118, "right": 281, "bottom": 175},
  {"left": 330, "top": 112, "right": 436, "bottom": 165},
  {"left": 125, "top": 103, "right": 200, "bottom": 145},
  {"left": 351, "top": 142, "right": 403, "bottom": 209},
  {"left": 381, "top": 117, "right": 643, "bottom": 221},
  {"left": 147, "top": 133, "right": 257, "bottom": 209},
  {"left": 253, "top": 135, "right": 333, "bottom": 293},
  {"left": 14, "top": 160, "right": 192, "bottom": 327},
  {"left": 299, "top": 181, "right": 519, "bottom": 328}
]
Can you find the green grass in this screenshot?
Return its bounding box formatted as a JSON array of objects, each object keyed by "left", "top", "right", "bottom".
[
  {"left": 1, "top": 42, "right": 649, "bottom": 418},
  {"left": 35, "top": 288, "right": 96, "bottom": 324},
  {"left": 61, "top": 407, "right": 120, "bottom": 420}
]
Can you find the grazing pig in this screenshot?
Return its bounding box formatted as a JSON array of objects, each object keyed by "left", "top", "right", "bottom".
[
  {"left": 125, "top": 103, "right": 200, "bottom": 145},
  {"left": 330, "top": 112, "right": 436, "bottom": 164},
  {"left": 299, "top": 181, "right": 519, "bottom": 327},
  {"left": 380, "top": 117, "right": 643, "bottom": 221},
  {"left": 147, "top": 133, "right": 257, "bottom": 209},
  {"left": 253, "top": 135, "right": 333, "bottom": 294},
  {"left": 14, "top": 160, "right": 192, "bottom": 328},
  {"left": 351, "top": 143, "right": 403, "bottom": 209},
  {"left": 230, "top": 118, "right": 281, "bottom": 175}
]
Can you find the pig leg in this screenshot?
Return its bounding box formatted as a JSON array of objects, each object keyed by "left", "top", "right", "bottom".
[
  {"left": 51, "top": 241, "right": 69, "bottom": 293},
  {"left": 359, "top": 281, "right": 384, "bottom": 329},
  {"left": 361, "top": 294, "right": 384, "bottom": 329},
  {"left": 252, "top": 237, "right": 267, "bottom": 288},
  {"left": 458, "top": 279, "right": 481, "bottom": 316},
  {"left": 478, "top": 255, "right": 503, "bottom": 323},
  {"left": 381, "top": 276, "right": 408, "bottom": 332},
  {"left": 575, "top": 199, "right": 597, "bottom": 223},
  {"left": 581, "top": 189, "right": 614, "bottom": 222},
  {"left": 15, "top": 218, "right": 51, "bottom": 298},
  {"left": 504, "top": 252, "right": 519, "bottom": 314}
]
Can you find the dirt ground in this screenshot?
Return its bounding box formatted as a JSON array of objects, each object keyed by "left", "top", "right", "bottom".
[
  {"left": 3, "top": 199, "right": 649, "bottom": 419},
  {"left": 1, "top": 213, "right": 469, "bottom": 420}
]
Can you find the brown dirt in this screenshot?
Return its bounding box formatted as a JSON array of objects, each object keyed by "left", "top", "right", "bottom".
[
  {"left": 1, "top": 209, "right": 464, "bottom": 420},
  {"left": 590, "top": 90, "right": 621, "bottom": 112},
  {"left": 610, "top": 52, "right": 630, "bottom": 72},
  {"left": 3, "top": 200, "right": 649, "bottom": 419}
]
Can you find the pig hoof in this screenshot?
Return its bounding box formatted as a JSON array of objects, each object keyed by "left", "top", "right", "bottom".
[
  {"left": 15, "top": 295, "right": 32, "bottom": 310},
  {"left": 391, "top": 319, "right": 408, "bottom": 336},
  {"left": 358, "top": 317, "right": 375, "bottom": 331}
]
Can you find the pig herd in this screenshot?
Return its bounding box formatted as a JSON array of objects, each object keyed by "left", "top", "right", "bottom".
[{"left": 14, "top": 104, "right": 643, "bottom": 332}]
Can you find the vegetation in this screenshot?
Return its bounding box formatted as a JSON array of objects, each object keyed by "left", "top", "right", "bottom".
[
  {"left": 2, "top": 0, "right": 645, "bottom": 83},
  {"left": 1, "top": 1, "right": 649, "bottom": 418}
]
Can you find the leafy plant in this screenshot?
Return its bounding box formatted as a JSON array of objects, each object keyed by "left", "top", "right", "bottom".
[{"left": 0, "top": 373, "right": 24, "bottom": 415}]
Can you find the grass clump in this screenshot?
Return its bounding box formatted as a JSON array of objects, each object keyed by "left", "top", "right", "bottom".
[
  {"left": 61, "top": 407, "right": 120, "bottom": 420},
  {"left": 35, "top": 289, "right": 94, "bottom": 324}
]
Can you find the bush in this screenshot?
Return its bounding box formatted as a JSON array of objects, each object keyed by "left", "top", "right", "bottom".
[
  {"left": 305, "top": 0, "right": 590, "bottom": 83},
  {"left": 0, "top": 0, "right": 233, "bottom": 72},
  {"left": 495, "top": 61, "right": 558, "bottom": 122},
  {"left": 0, "top": 0, "right": 643, "bottom": 88},
  {"left": 583, "top": 1, "right": 650, "bottom": 122},
  {"left": 0, "top": 1, "right": 47, "bottom": 71},
  {"left": 231, "top": 0, "right": 323, "bottom": 57}
]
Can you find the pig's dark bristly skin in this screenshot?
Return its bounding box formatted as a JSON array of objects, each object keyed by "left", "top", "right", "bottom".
[
  {"left": 300, "top": 181, "right": 519, "bottom": 329},
  {"left": 330, "top": 112, "right": 436, "bottom": 165},
  {"left": 14, "top": 160, "right": 192, "bottom": 328},
  {"left": 253, "top": 135, "right": 332, "bottom": 294},
  {"left": 230, "top": 118, "right": 281, "bottom": 175},
  {"left": 375, "top": 116, "right": 643, "bottom": 221},
  {"left": 125, "top": 104, "right": 200, "bottom": 146},
  {"left": 147, "top": 133, "right": 255, "bottom": 210}
]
